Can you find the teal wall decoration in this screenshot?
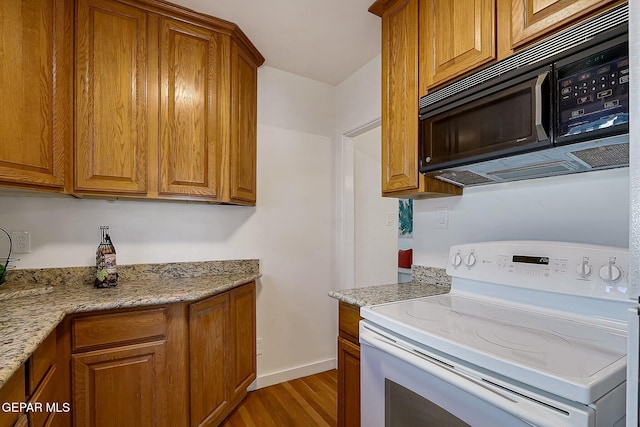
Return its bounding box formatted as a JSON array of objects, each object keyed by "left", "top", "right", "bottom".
[{"left": 398, "top": 200, "right": 413, "bottom": 237}]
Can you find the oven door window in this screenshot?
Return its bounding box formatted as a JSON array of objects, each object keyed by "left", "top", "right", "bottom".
[
  {"left": 419, "top": 69, "right": 552, "bottom": 173},
  {"left": 386, "top": 380, "right": 470, "bottom": 427}
]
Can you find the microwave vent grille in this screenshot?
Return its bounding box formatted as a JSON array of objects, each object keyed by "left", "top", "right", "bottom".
[
  {"left": 486, "top": 161, "right": 576, "bottom": 181},
  {"left": 433, "top": 171, "right": 494, "bottom": 186},
  {"left": 569, "top": 143, "right": 629, "bottom": 168},
  {"left": 420, "top": 3, "right": 628, "bottom": 109}
]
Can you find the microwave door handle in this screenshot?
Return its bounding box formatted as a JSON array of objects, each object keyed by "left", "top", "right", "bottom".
[{"left": 534, "top": 72, "right": 550, "bottom": 142}]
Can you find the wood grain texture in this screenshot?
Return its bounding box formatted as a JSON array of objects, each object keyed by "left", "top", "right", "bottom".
[
  {"left": 72, "top": 340, "right": 167, "bottom": 427},
  {"left": 0, "top": 0, "right": 71, "bottom": 189},
  {"left": 338, "top": 302, "right": 361, "bottom": 345},
  {"left": 229, "top": 42, "right": 258, "bottom": 205},
  {"left": 0, "top": 365, "right": 25, "bottom": 427},
  {"left": 337, "top": 338, "right": 360, "bottom": 427},
  {"left": 511, "top": 0, "right": 620, "bottom": 48},
  {"left": 221, "top": 370, "right": 338, "bottom": 427},
  {"left": 75, "top": 0, "right": 148, "bottom": 193},
  {"left": 381, "top": 0, "right": 420, "bottom": 194},
  {"left": 159, "top": 18, "right": 219, "bottom": 197},
  {"left": 72, "top": 308, "right": 167, "bottom": 351},
  {"left": 423, "top": 0, "right": 496, "bottom": 89},
  {"left": 164, "top": 303, "right": 190, "bottom": 426},
  {"left": 28, "top": 329, "right": 57, "bottom": 395},
  {"left": 229, "top": 282, "right": 257, "bottom": 397},
  {"left": 189, "top": 293, "right": 230, "bottom": 427},
  {"left": 27, "top": 364, "right": 59, "bottom": 427}
]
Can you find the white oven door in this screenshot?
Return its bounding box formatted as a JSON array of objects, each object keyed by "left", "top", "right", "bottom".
[{"left": 360, "top": 322, "right": 595, "bottom": 427}]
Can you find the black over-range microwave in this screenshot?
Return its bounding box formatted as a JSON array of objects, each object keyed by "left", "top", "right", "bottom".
[{"left": 419, "top": 6, "right": 630, "bottom": 187}]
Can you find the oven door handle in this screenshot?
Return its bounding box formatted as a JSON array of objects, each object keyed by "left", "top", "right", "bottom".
[
  {"left": 360, "top": 325, "right": 592, "bottom": 427},
  {"left": 534, "top": 71, "right": 550, "bottom": 142}
]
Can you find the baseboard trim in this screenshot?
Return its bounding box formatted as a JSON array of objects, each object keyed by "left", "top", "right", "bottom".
[{"left": 248, "top": 358, "right": 337, "bottom": 391}]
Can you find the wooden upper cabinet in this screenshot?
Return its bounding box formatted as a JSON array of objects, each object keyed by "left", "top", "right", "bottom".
[
  {"left": 0, "top": 0, "right": 71, "bottom": 190},
  {"left": 511, "top": 0, "right": 620, "bottom": 48},
  {"left": 422, "top": 0, "right": 496, "bottom": 91},
  {"left": 228, "top": 43, "right": 259, "bottom": 205},
  {"left": 75, "top": 0, "right": 148, "bottom": 194},
  {"left": 381, "top": 0, "right": 420, "bottom": 194},
  {"left": 159, "top": 18, "right": 220, "bottom": 199}
]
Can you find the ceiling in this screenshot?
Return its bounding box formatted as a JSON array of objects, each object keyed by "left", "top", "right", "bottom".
[{"left": 173, "top": 0, "right": 382, "bottom": 85}]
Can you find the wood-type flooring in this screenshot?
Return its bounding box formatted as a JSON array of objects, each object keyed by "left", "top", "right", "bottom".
[{"left": 221, "top": 369, "right": 337, "bottom": 427}]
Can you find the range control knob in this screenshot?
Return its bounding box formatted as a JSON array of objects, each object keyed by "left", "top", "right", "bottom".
[
  {"left": 598, "top": 264, "right": 622, "bottom": 283},
  {"left": 576, "top": 261, "right": 592, "bottom": 278},
  {"left": 464, "top": 253, "right": 477, "bottom": 268},
  {"left": 451, "top": 253, "right": 462, "bottom": 267}
]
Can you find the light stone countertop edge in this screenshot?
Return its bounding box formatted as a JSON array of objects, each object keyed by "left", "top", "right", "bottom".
[
  {"left": 0, "top": 272, "right": 260, "bottom": 389},
  {"left": 328, "top": 265, "right": 451, "bottom": 307}
]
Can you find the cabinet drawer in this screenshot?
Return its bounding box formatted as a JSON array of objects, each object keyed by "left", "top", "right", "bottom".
[
  {"left": 28, "top": 330, "right": 57, "bottom": 395},
  {"left": 72, "top": 307, "right": 167, "bottom": 351},
  {"left": 28, "top": 365, "right": 59, "bottom": 427},
  {"left": 338, "top": 302, "right": 361, "bottom": 344}
]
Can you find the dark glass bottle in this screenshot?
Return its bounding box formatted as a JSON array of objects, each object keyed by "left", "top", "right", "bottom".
[{"left": 95, "top": 226, "right": 118, "bottom": 288}]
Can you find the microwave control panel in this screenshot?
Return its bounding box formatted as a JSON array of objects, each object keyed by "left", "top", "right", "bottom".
[{"left": 556, "top": 42, "right": 629, "bottom": 139}]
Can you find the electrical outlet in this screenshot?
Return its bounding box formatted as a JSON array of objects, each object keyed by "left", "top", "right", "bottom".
[
  {"left": 11, "top": 231, "right": 30, "bottom": 254},
  {"left": 256, "top": 338, "right": 263, "bottom": 355}
]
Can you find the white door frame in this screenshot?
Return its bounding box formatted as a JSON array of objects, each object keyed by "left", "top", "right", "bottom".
[{"left": 336, "top": 118, "right": 382, "bottom": 291}]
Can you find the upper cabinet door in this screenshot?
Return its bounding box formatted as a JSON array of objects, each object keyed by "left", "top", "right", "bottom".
[
  {"left": 511, "top": 0, "right": 619, "bottom": 48},
  {"left": 159, "top": 18, "right": 219, "bottom": 199},
  {"left": 75, "top": 0, "right": 148, "bottom": 194},
  {"left": 229, "top": 43, "right": 258, "bottom": 205},
  {"left": 421, "top": 0, "right": 496, "bottom": 91},
  {"left": 0, "top": 0, "right": 72, "bottom": 189},
  {"left": 381, "top": 0, "right": 420, "bottom": 194}
]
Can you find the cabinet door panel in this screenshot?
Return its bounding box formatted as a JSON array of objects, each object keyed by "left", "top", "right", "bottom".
[
  {"left": 189, "top": 293, "right": 229, "bottom": 426},
  {"left": 159, "top": 19, "right": 219, "bottom": 198},
  {"left": 0, "top": 0, "right": 70, "bottom": 188},
  {"left": 75, "top": 0, "right": 147, "bottom": 193},
  {"left": 229, "top": 44, "right": 258, "bottom": 204},
  {"left": 337, "top": 337, "right": 360, "bottom": 427},
  {"left": 381, "top": 0, "right": 419, "bottom": 193},
  {"left": 511, "top": 0, "right": 618, "bottom": 47},
  {"left": 423, "top": 0, "right": 495, "bottom": 89},
  {"left": 229, "top": 282, "right": 256, "bottom": 396},
  {"left": 72, "top": 341, "right": 166, "bottom": 427}
]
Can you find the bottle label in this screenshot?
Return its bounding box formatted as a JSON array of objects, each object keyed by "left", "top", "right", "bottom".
[{"left": 104, "top": 254, "right": 117, "bottom": 275}]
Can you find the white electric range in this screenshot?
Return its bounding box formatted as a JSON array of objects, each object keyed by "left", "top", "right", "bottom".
[{"left": 360, "top": 241, "right": 634, "bottom": 427}]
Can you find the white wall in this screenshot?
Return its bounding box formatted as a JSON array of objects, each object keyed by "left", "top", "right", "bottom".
[
  {"left": 413, "top": 168, "right": 630, "bottom": 267},
  {"left": 334, "top": 55, "right": 383, "bottom": 291},
  {"left": 354, "top": 127, "right": 398, "bottom": 287},
  {"left": 0, "top": 66, "right": 337, "bottom": 388}
]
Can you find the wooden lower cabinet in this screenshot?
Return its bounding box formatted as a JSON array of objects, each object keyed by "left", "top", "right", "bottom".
[
  {"left": 337, "top": 301, "right": 362, "bottom": 427},
  {"left": 62, "top": 282, "right": 256, "bottom": 427},
  {"left": 189, "top": 282, "right": 257, "bottom": 427},
  {"left": 0, "top": 365, "right": 25, "bottom": 427},
  {"left": 72, "top": 341, "right": 167, "bottom": 427},
  {"left": 337, "top": 337, "right": 361, "bottom": 427}
]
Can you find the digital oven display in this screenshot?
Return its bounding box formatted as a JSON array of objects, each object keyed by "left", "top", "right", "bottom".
[{"left": 512, "top": 255, "right": 550, "bottom": 265}]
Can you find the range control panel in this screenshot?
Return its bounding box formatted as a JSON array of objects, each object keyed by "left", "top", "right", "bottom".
[{"left": 447, "top": 241, "right": 630, "bottom": 300}]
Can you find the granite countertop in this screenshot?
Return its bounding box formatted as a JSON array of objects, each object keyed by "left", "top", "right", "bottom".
[
  {"left": 328, "top": 265, "right": 451, "bottom": 307},
  {"left": 0, "top": 260, "right": 259, "bottom": 389}
]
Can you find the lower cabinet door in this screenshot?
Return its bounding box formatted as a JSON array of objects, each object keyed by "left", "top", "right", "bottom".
[
  {"left": 338, "top": 336, "right": 361, "bottom": 427},
  {"left": 189, "top": 293, "right": 229, "bottom": 427},
  {"left": 72, "top": 341, "right": 166, "bottom": 427}
]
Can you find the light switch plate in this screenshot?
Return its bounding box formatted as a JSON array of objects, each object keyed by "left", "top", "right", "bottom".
[{"left": 436, "top": 208, "right": 449, "bottom": 229}]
